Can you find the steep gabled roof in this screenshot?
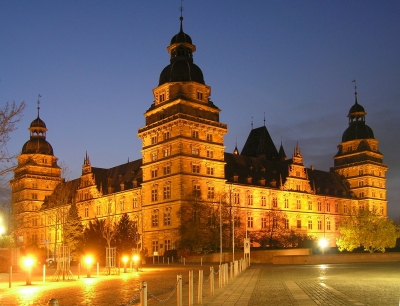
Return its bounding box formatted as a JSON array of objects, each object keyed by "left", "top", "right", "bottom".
[{"left": 240, "top": 126, "right": 279, "bottom": 160}]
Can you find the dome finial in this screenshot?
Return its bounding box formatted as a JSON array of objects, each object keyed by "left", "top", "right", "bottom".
[
  {"left": 179, "top": 0, "right": 184, "bottom": 32},
  {"left": 352, "top": 79, "right": 358, "bottom": 104},
  {"left": 37, "top": 94, "right": 41, "bottom": 118}
]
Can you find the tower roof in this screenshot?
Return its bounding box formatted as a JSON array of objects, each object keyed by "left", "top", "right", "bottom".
[{"left": 241, "top": 126, "right": 279, "bottom": 160}]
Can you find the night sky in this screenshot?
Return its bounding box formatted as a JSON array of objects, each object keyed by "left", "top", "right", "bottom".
[{"left": 1, "top": 1, "right": 399, "bottom": 218}]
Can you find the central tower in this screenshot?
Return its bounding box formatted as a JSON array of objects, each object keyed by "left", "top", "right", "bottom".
[{"left": 137, "top": 17, "right": 228, "bottom": 255}]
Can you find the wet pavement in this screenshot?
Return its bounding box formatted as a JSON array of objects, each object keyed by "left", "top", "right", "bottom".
[{"left": 0, "top": 262, "right": 399, "bottom": 305}]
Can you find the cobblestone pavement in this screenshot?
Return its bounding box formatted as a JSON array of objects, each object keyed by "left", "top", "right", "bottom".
[{"left": 204, "top": 262, "right": 400, "bottom": 306}]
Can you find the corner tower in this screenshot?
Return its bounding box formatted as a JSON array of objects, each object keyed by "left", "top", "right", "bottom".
[
  {"left": 137, "top": 17, "right": 228, "bottom": 254},
  {"left": 10, "top": 103, "right": 61, "bottom": 243},
  {"left": 332, "top": 87, "right": 387, "bottom": 215}
]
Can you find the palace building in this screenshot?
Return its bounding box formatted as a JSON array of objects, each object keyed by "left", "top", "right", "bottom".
[{"left": 10, "top": 17, "right": 388, "bottom": 255}]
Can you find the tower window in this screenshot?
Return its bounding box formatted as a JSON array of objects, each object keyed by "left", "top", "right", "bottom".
[
  {"left": 163, "top": 165, "right": 171, "bottom": 175},
  {"left": 207, "top": 186, "right": 214, "bottom": 200},
  {"left": 151, "top": 136, "right": 158, "bottom": 145},
  {"left": 163, "top": 131, "right": 171, "bottom": 140},
  {"left": 151, "top": 189, "right": 158, "bottom": 202},
  {"left": 206, "top": 134, "right": 213, "bottom": 142},
  {"left": 192, "top": 165, "right": 200, "bottom": 173},
  {"left": 163, "top": 186, "right": 171, "bottom": 200},
  {"left": 206, "top": 150, "right": 214, "bottom": 158},
  {"left": 151, "top": 169, "right": 158, "bottom": 178},
  {"left": 159, "top": 93, "right": 165, "bottom": 103},
  {"left": 197, "top": 92, "right": 203, "bottom": 100},
  {"left": 192, "top": 130, "right": 199, "bottom": 138},
  {"left": 206, "top": 167, "right": 214, "bottom": 175}
]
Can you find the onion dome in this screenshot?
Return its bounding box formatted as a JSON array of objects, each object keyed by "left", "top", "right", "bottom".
[
  {"left": 21, "top": 106, "right": 54, "bottom": 155},
  {"left": 159, "top": 17, "right": 204, "bottom": 86},
  {"left": 342, "top": 90, "right": 374, "bottom": 142}
]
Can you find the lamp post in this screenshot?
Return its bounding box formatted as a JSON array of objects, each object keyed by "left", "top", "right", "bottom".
[
  {"left": 122, "top": 256, "right": 128, "bottom": 273},
  {"left": 318, "top": 238, "right": 328, "bottom": 255},
  {"left": 132, "top": 254, "right": 140, "bottom": 272},
  {"left": 85, "top": 255, "right": 93, "bottom": 278},
  {"left": 23, "top": 256, "right": 35, "bottom": 285}
]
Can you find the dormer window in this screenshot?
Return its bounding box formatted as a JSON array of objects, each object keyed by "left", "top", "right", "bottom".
[
  {"left": 159, "top": 93, "right": 165, "bottom": 103},
  {"left": 197, "top": 92, "right": 203, "bottom": 100}
]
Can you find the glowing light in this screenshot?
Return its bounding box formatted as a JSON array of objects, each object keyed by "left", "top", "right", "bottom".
[
  {"left": 23, "top": 256, "right": 35, "bottom": 269},
  {"left": 132, "top": 255, "right": 140, "bottom": 263},
  {"left": 122, "top": 255, "right": 128, "bottom": 263},
  {"left": 318, "top": 238, "right": 329, "bottom": 248},
  {"left": 85, "top": 255, "right": 93, "bottom": 266}
]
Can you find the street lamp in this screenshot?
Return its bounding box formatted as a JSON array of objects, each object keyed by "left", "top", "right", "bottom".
[
  {"left": 318, "top": 238, "right": 329, "bottom": 255},
  {"left": 122, "top": 255, "right": 128, "bottom": 273},
  {"left": 23, "top": 255, "right": 35, "bottom": 285},
  {"left": 132, "top": 254, "right": 140, "bottom": 272},
  {"left": 0, "top": 216, "right": 5, "bottom": 236},
  {"left": 85, "top": 255, "right": 93, "bottom": 278}
]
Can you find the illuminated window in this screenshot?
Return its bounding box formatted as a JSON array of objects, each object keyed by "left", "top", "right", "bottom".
[
  {"left": 152, "top": 240, "right": 159, "bottom": 253},
  {"left": 308, "top": 220, "right": 312, "bottom": 230},
  {"left": 193, "top": 184, "right": 201, "bottom": 198},
  {"left": 206, "top": 134, "right": 213, "bottom": 142},
  {"left": 151, "top": 152, "right": 158, "bottom": 161},
  {"left": 151, "top": 189, "right": 158, "bottom": 202},
  {"left": 192, "top": 147, "right": 199, "bottom": 155},
  {"left": 261, "top": 217, "right": 267, "bottom": 228},
  {"left": 163, "top": 131, "right": 171, "bottom": 140},
  {"left": 151, "top": 135, "right": 158, "bottom": 145},
  {"left": 206, "top": 167, "right": 214, "bottom": 175},
  {"left": 207, "top": 186, "right": 214, "bottom": 200},
  {"left": 151, "top": 169, "right": 158, "bottom": 178},
  {"left": 151, "top": 212, "right": 159, "bottom": 227},
  {"left": 163, "top": 186, "right": 171, "bottom": 200},
  {"left": 164, "top": 239, "right": 171, "bottom": 251},
  {"left": 192, "top": 130, "right": 199, "bottom": 138},
  {"left": 261, "top": 196, "right": 266, "bottom": 206},
  {"left": 359, "top": 169, "right": 363, "bottom": 175},
  {"left": 247, "top": 216, "right": 253, "bottom": 228},
  {"left": 163, "top": 165, "right": 171, "bottom": 175},
  {"left": 163, "top": 148, "right": 170, "bottom": 157},
  {"left": 192, "top": 165, "right": 200, "bottom": 173},
  {"left": 164, "top": 210, "right": 171, "bottom": 226}
]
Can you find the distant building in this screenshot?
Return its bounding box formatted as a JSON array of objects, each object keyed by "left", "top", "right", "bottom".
[{"left": 10, "top": 17, "right": 387, "bottom": 254}]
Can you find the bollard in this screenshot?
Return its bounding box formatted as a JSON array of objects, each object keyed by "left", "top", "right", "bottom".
[
  {"left": 230, "top": 262, "right": 233, "bottom": 280},
  {"left": 43, "top": 264, "right": 46, "bottom": 283},
  {"left": 140, "top": 281, "right": 147, "bottom": 306},
  {"left": 218, "top": 264, "right": 222, "bottom": 288},
  {"left": 47, "top": 298, "right": 59, "bottom": 306},
  {"left": 210, "top": 267, "right": 214, "bottom": 295},
  {"left": 177, "top": 274, "right": 182, "bottom": 306},
  {"left": 188, "top": 270, "right": 193, "bottom": 306},
  {"left": 198, "top": 270, "right": 203, "bottom": 305},
  {"left": 9, "top": 266, "right": 12, "bottom": 288}
]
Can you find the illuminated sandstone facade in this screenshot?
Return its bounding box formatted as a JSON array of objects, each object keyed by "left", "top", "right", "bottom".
[{"left": 11, "top": 18, "right": 387, "bottom": 254}]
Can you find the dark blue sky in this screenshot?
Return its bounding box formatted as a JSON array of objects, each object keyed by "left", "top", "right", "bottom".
[{"left": 1, "top": 1, "right": 399, "bottom": 218}]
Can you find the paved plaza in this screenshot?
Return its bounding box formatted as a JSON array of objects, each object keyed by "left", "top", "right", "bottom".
[{"left": 0, "top": 262, "right": 399, "bottom": 305}]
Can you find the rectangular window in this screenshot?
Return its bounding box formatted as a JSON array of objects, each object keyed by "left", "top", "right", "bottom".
[
  {"left": 151, "top": 189, "right": 158, "bottom": 202},
  {"left": 164, "top": 239, "right": 171, "bottom": 251},
  {"left": 308, "top": 201, "right": 312, "bottom": 210},
  {"left": 284, "top": 219, "right": 289, "bottom": 229},
  {"left": 192, "top": 130, "right": 199, "bottom": 138},
  {"left": 32, "top": 182, "right": 38, "bottom": 189},
  {"left": 133, "top": 198, "right": 138, "bottom": 208},
  {"left": 318, "top": 220, "right": 322, "bottom": 230},
  {"left": 193, "top": 184, "right": 201, "bottom": 198},
  {"left": 206, "top": 167, "right": 214, "bottom": 175},
  {"left": 192, "top": 165, "right": 200, "bottom": 173},
  {"left": 163, "top": 148, "right": 170, "bottom": 157},
  {"left": 297, "top": 220, "right": 301, "bottom": 229},
  {"left": 234, "top": 193, "right": 240, "bottom": 204},
  {"left": 152, "top": 240, "right": 159, "bottom": 253},
  {"left": 261, "top": 217, "right": 267, "bottom": 229},
  {"left": 163, "top": 131, "right": 171, "bottom": 140},
  {"left": 151, "top": 213, "right": 159, "bottom": 227},
  {"left": 163, "top": 186, "right": 171, "bottom": 200},
  {"left": 151, "top": 135, "right": 158, "bottom": 145},
  {"left": 326, "top": 220, "right": 331, "bottom": 231},
  {"left": 151, "top": 169, "right": 158, "bottom": 178},
  {"left": 164, "top": 211, "right": 171, "bottom": 226},
  {"left": 308, "top": 220, "right": 312, "bottom": 230},
  {"left": 261, "top": 196, "right": 266, "bottom": 206},
  {"left": 317, "top": 201, "right": 322, "bottom": 211},
  {"left": 151, "top": 152, "right": 158, "bottom": 161},
  {"left": 272, "top": 197, "right": 278, "bottom": 208},
  {"left": 159, "top": 93, "right": 165, "bottom": 102},
  {"left": 343, "top": 204, "right": 347, "bottom": 213},
  {"left": 197, "top": 92, "right": 203, "bottom": 100},
  {"left": 206, "top": 134, "right": 213, "bottom": 142},
  {"left": 359, "top": 169, "right": 363, "bottom": 175},
  {"left": 206, "top": 150, "right": 214, "bottom": 158},
  {"left": 163, "top": 165, "right": 171, "bottom": 175},
  {"left": 296, "top": 199, "right": 301, "bottom": 209},
  {"left": 192, "top": 147, "right": 199, "bottom": 155},
  {"left": 326, "top": 202, "right": 330, "bottom": 212},
  {"left": 358, "top": 181, "right": 364, "bottom": 187},
  {"left": 207, "top": 186, "right": 214, "bottom": 200},
  {"left": 247, "top": 194, "right": 253, "bottom": 205},
  {"left": 335, "top": 203, "right": 339, "bottom": 213},
  {"left": 84, "top": 207, "right": 89, "bottom": 218},
  {"left": 284, "top": 199, "right": 289, "bottom": 209},
  {"left": 335, "top": 222, "right": 339, "bottom": 231},
  {"left": 32, "top": 193, "right": 38, "bottom": 200},
  {"left": 120, "top": 200, "right": 125, "bottom": 211},
  {"left": 247, "top": 216, "right": 253, "bottom": 228}
]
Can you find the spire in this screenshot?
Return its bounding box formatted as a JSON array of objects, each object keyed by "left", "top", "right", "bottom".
[
  {"left": 251, "top": 116, "right": 253, "bottom": 130},
  {"left": 233, "top": 139, "right": 239, "bottom": 155},
  {"left": 292, "top": 142, "right": 303, "bottom": 164},
  {"left": 278, "top": 140, "right": 287, "bottom": 161},
  {"left": 37, "top": 94, "right": 41, "bottom": 118},
  {"left": 352, "top": 79, "right": 358, "bottom": 104},
  {"left": 179, "top": 0, "right": 184, "bottom": 32},
  {"left": 263, "top": 112, "right": 265, "bottom": 127}
]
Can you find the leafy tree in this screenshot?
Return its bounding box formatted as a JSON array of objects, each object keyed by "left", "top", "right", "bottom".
[
  {"left": 82, "top": 218, "right": 107, "bottom": 261},
  {"left": 0, "top": 235, "right": 14, "bottom": 248},
  {"left": 63, "top": 203, "right": 84, "bottom": 256},
  {"left": 113, "top": 213, "right": 138, "bottom": 255},
  {"left": 337, "top": 208, "right": 400, "bottom": 253}
]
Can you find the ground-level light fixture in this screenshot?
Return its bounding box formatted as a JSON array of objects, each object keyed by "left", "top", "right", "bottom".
[
  {"left": 22, "top": 255, "right": 35, "bottom": 285},
  {"left": 122, "top": 255, "right": 128, "bottom": 273},
  {"left": 85, "top": 255, "right": 93, "bottom": 278},
  {"left": 132, "top": 254, "right": 140, "bottom": 272},
  {"left": 318, "top": 238, "right": 329, "bottom": 255}
]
